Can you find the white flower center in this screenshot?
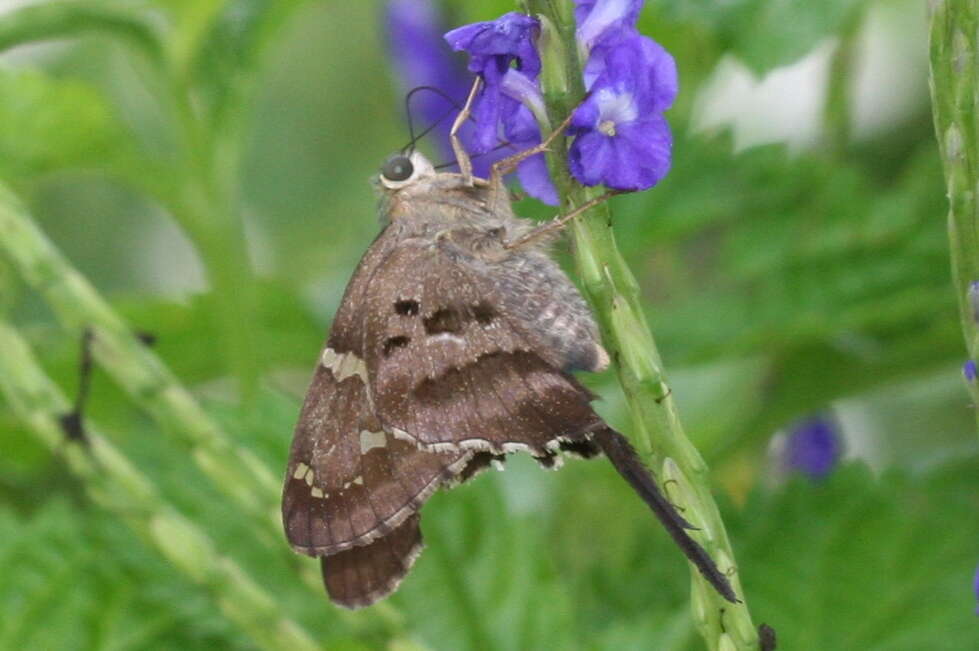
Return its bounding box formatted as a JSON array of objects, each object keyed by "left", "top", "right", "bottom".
[{"left": 594, "top": 88, "right": 637, "bottom": 135}]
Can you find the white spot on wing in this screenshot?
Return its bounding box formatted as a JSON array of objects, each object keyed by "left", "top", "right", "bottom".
[
  {"left": 320, "top": 347, "right": 367, "bottom": 382},
  {"left": 293, "top": 463, "right": 310, "bottom": 480},
  {"left": 359, "top": 429, "right": 387, "bottom": 454},
  {"left": 342, "top": 476, "right": 364, "bottom": 489},
  {"left": 428, "top": 332, "right": 466, "bottom": 345}
]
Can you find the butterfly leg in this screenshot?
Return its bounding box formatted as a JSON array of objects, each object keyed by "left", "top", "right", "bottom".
[
  {"left": 489, "top": 110, "right": 576, "bottom": 184},
  {"left": 503, "top": 189, "right": 620, "bottom": 250},
  {"left": 450, "top": 77, "right": 482, "bottom": 185}
]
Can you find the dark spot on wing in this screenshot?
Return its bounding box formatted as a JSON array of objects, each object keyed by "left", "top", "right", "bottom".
[
  {"left": 471, "top": 301, "right": 496, "bottom": 325},
  {"left": 383, "top": 336, "right": 411, "bottom": 357},
  {"left": 394, "top": 299, "right": 420, "bottom": 316},
  {"left": 424, "top": 308, "right": 463, "bottom": 335}
]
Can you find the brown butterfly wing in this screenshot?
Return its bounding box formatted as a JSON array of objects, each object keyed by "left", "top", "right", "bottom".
[{"left": 320, "top": 514, "right": 424, "bottom": 610}]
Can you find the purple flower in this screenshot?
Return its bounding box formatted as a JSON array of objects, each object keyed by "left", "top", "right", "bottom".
[
  {"left": 568, "top": 34, "right": 676, "bottom": 190},
  {"left": 445, "top": 12, "right": 541, "bottom": 155},
  {"left": 784, "top": 416, "right": 843, "bottom": 480},
  {"left": 431, "top": 2, "right": 675, "bottom": 201},
  {"left": 965, "top": 360, "right": 977, "bottom": 382}
]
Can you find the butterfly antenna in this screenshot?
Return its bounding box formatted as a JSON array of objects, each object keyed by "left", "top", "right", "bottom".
[
  {"left": 433, "top": 139, "right": 518, "bottom": 170},
  {"left": 402, "top": 85, "right": 466, "bottom": 154}
]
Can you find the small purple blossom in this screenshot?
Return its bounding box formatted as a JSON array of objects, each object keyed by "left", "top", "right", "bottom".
[
  {"left": 414, "top": 0, "right": 676, "bottom": 202},
  {"left": 784, "top": 416, "right": 843, "bottom": 480},
  {"left": 964, "top": 360, "right": 977, "bottom": 382},
  {"left": 445, "top": 13, "right": 541, "bottom": 155},
  {"left": 568, "top": 35, "right": 675, "bottom": 190}
]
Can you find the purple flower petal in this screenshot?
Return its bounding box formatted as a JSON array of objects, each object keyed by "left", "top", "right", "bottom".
[
  {"left": 575, "top": 0, "right": 643, "bottom": 50},
  {"left": 590, "top": 33, "right": 677, "bottom": 110},
  {"left": 502, "top": 101, "right": 541, "bottom": 145},
  {"left": 784, "top": 416, "right": 843, "bottom": 480},
  {"left": 568, "top": 93, "right": 672, "bottom": 191},
  {"left": 445, "top": 12, "right": 541, "bottom": 76},
  {"left": 445, "top": 12, "right": 542, "bottom": 155},
  {"left": 501, "top": 69, "right": 546, "bottom": 123},
  {"left": 515, "top": 148, "right": 559, "bottom": 205},
  {"left": 568, "top": 130, "right": 614, "bottom": 186},
  {"left": 965, "top": 360, "right": 977, "bottom": 382}
]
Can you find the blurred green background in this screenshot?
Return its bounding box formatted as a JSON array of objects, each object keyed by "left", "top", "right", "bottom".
[{"left": 1, "top": 0, "right": 978, "bottom": 649}]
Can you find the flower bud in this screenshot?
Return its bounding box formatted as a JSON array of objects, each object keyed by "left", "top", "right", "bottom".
[{"left": 964, "top": 360, "right": 977, "bottom": 382}]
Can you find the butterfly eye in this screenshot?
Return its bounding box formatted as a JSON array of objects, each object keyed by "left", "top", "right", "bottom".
[{"left": 381, "top": 155, "right": 414, "bottom": 182}]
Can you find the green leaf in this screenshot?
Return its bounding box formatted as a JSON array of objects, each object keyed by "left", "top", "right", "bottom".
[
  {"left": 730, "top": 461, "right": 979, "bottom": 649},
  {"left": 187, "top": 0, "right": 317, "bottom": 129},
  {"left": 0, "top": 500, "right": 250, "bottom": 650}
]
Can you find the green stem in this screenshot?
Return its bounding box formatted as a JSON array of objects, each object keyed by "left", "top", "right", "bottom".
[
  {"left": 0, "top": 319, "right": 320, "bottom": 651},
  {"left": 928, "top": 0, "right": 979, "bottom": 434},
  {"left": 167, "top": 83, "right": 262, "bottom": 403},
  {"left": 524, "top": 2, "right": 759, "bottom": 649},
  {"left": 824, "top": 7, "right": 864, "bottom": 155},
  {"left": 0, "top": 1, "right": 166, "bottom": 64},
  {"left": 0, "top": 181, "right": 282, "bottom": 549}
]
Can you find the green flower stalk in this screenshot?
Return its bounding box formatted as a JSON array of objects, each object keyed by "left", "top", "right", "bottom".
[
  {"left": 928, "top": 0, "right": 979, "bottom": 436},
  {"left": 522, "top": 2, "right": 761, "bottom": 648},
  {"left": 0, "top": 319, "right": 319, "bottom": 651}
]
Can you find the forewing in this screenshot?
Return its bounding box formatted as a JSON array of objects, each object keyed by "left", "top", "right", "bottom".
[
  {"left": 363, "top": 240, "right": 606, "bottom": 457},
  {"left": 321, "top": 514, "right": 424, "bottom": 609}
]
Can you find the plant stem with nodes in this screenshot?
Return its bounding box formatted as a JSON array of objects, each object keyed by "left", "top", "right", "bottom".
[{"left": 522, "top": 2, "right": 763, "bottom": 649}]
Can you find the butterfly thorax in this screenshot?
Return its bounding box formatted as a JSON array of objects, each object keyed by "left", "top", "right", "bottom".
[{"left": 371, "top": 151, "right": 608, "bottom": 374}]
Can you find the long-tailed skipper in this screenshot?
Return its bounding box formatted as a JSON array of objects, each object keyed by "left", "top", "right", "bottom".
[{"left": 282, "top": 85, "right": 736, "bottom": 609}]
